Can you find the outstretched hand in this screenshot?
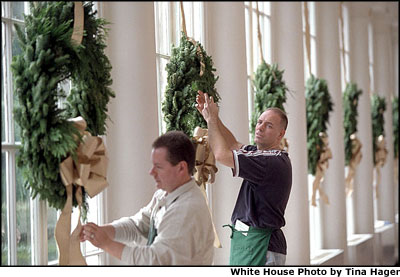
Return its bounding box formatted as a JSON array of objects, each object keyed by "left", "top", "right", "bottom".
[
  {"left": 80, "top": 222, "right": 111, "bottom": 249},
  {"left": 196, "top": 90, "right": 219, "bottom": 123}
]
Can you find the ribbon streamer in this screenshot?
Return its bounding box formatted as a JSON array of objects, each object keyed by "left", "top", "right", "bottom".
[
  {"left": 55, "top": 117, "right": 109, "bottom": 265},
  {"left": 311, "top": 132, "right": 332, "bottom": 207},
  {"left": 71, "top": 2, "right": 84, "bottom": 45},
  {"left": 192, "top": 127, "right": 221, "bottom": 248},
  {"left": 374, "top": 135, "right": 387, "bottom": 198},
  {"left": 345, "top": 134, "right": 362, "bottom": 197}
]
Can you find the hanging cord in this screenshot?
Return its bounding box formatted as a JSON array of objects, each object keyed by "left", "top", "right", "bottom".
[
  {"left": 71, "top": 2, "right": 84, "bottom": 45},
  {"left": 303, "top": 2, "right": 312, "bottom": 76},
  {"left": 179, "top": 1, "right": 205, "bottom": 76},
  {"left": 256, "top": 2, "right": 265, "bottom": 63},
  {"left": 339, "top": 2, "right": 347, "bottom": 85},
  {"left": 179, "top": 1, "right": 188, "bottom": 38}
]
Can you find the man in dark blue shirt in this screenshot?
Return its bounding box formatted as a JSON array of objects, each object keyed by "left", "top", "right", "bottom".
[{"left": 196, "top": 90, "right": 292, "bottom": 265}]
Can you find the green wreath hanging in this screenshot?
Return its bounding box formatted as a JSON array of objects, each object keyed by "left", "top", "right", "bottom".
[
  {"left": 250, "top": 61, "right": 289, "bottom": 143},
  {"left": 305, "top": 74, "right": 334, "bottom": 175},
  {"left": 393, "top": 97, "right": 398, "bottom": 159},
  {"left": 371, "top": 94, "right": 386, "bottom": 166},
  {"left": 162, "top": 32, "right": 220, "bottom": 137},
  {"left": 11, "top": 2, "right": 115, "bottom": 216},
  {"left": 342, "top": 82, "right": 363, "bottom": 165}
]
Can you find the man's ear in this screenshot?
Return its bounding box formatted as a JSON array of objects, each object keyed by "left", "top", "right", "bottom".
[
  {"left": 279, "top": 129, "right": 286, "bottom": 140},
  {"left": 178, "top": 161, "right": 188, "bottom": 173}
]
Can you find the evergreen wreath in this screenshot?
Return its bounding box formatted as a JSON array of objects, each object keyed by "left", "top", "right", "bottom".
[
  {"left": 393, "top": 97, "right": 398, "bottom": 159},
  {"left": 162, "top": 32, "right": 220, "bottom": 137},
  {"left": 342, "top": 82, "right": 363, "bottom": 165},
  {"left": 371, "top": 94, "right": 386, "bottom": 166},
  {"left": 11, "top": 2, "right": 115, "bottom": 216},
  {"left": 250, "top": 61, "right": 289, "bottom": 143},
  {"left": 305, "top": 74, "right": 334, "bottom": 176}
]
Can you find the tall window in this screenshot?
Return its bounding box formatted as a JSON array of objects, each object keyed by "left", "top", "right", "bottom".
[
  {"left": 302, "top": 1, "right": 322, "bottom": 258},
  {"left": 1, "top": 1, "right": 105, "bottom": 265},
  {"left": 154, "top": 2, "right": 204, "bottom": 135},
  {"left": 339, "top": 3, "right": 355, "bottom": 238},
  {"left": 244, "top": 1, "right": 271, "bottom": 142}
]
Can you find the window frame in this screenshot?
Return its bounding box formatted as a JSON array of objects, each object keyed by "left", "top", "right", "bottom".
[
  {"left": 244, "top": 1, "right": 272, "bottom": 143},
  {"left": 1, "top": 1, "right": 106, "bottom": 265}
]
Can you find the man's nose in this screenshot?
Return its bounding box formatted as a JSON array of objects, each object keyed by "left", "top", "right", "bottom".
[{"left": 149, "top": 167, "right": 156, "bottom": 176}]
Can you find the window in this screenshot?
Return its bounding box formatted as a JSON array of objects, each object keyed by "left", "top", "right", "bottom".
[
  {"left": 244, "top": 1, "right": 271, "bottom": 142},
  {"left": 302, "top": 1, "right": 322, "bottom": 258},
  {"left": 154, "top": 1, "right": 204, "bottom": 136},
  {"left": 1, "top": 1, "right": 105, "bottom": 265},
  {"left": 339, "top": 3, "right": 356, "bottom": 238}
]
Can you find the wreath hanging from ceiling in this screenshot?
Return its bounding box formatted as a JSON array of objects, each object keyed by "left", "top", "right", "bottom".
[{"left": 11, "top": 1, "right": 115, "bottom": 216}]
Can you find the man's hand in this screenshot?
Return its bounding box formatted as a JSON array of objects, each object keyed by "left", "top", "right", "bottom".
[
  {"left": 196, "top": 90, "right": 219, "bottom": 123},
  {"left": 81, "top": 222, "right": 112, "bottom": 249}
]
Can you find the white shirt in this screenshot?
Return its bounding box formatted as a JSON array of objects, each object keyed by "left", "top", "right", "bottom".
[{"left": 110, "top": 178, "right": 215, "bottom": 265}]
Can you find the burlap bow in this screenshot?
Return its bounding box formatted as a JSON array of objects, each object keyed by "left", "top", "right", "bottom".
[
  {"left": 345, "top": 134, "right": 362, "bottom": 197},
  {"left": 311, "top": 132, "right": 332, "bottom": 207},
  {"left": 374, "top": 135, "right": 387, "bottom": 199},
  {"left": 192, "top": 126, "right": 221, "bottom": 248},
  {"left": 55, "top": 117, "right": 109, "bottom": 265},
  {"left": 280, "top": 137, "right": 289, "bottom": 152}
]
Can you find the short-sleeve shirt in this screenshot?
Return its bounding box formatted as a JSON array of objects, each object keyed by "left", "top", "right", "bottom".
[{"left": 231, "top": 145, "right": 292, "bottom": 255}]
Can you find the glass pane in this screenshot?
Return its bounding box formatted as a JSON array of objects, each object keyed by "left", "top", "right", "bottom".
[
  {"left": 11, "top": 2, "right": 24, "bottom": 21},
  {"left": 1, "top": 152, "right": 8, "bottom": 265},
  {"left": 85, "top": 254, "right": 99, "bottom": 265},
  {"left": 47, "top": 204, "right": 58, "bottom": 263},
  {"left": 15, "top": 157, "right": 31, "bottom": 265},
  {"left": 85, "top": 195, "right": 99, "bottom": 253},
  {"left": 155, "top": 2, "right": 170, "bottom": 56},
  {"left": 11, "top": 25, "right": 21, "bottom": 142},
  {"left": 158, "top": 57, "right": 169, "bottom": 134},
  {"left": 2, "top": 22, "right": 6, "bottom": 143}
]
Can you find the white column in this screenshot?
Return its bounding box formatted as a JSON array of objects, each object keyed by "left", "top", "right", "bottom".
[
  {"left": 103, "top": 2, "right": 159, "bottom": 264},
  {"left": 372, "top": 7, "right": 395, "bottom": 225},
  {"left": 349, "top": 2, "right": 375, "bottom": 236},
  {"left": 271, "top": 2, "right": 310, "bottom": 265},
  {"left": 204, "top": 2, "right": 249, "bottom": 265},
  {"left": 315, "top": 2, "right": 347, "bottom": 262}
]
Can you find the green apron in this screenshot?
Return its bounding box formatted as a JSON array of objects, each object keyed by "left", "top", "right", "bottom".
[
  {"left": 223, "top": 224, "right": 273, "bottom": 266},
  {"left": 146, "top": 218, "right": 157, "bottom": 246}
]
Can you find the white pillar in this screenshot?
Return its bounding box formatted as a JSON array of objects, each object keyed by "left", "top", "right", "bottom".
[
  {"left": 315, "top": 2, "right": 347, "bottom": 262},
  {"left": 372, "top": 7, "right": 395, "bottom": 225},
  {"left": 103, "top": 2, "right": 159, "bottom": 264},
  {"left": 349, "top": 2, "right": 375, "bottom": 236},
  {"left": 204, "top": 2, "right": 249, "bottom": 265},
  {"left": 271, "top": 2, "right": 310, "bottom": 265}
]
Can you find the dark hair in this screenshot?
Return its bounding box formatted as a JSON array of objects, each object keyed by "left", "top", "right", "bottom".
[
  {"left": 152, "top": 131, "right": 196, "bottom": 175},
  {"left": 265, "top": 107, "right": 288, "bottom": 130}
]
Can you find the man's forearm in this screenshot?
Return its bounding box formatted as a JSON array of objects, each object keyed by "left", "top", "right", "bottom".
[
  {"left": 207, "top": 118, "right": 234, "bottom": 168},
  {"left": 217, "top": 118, "right": 242, "bottom": 150},
  {"left": 103, "top": 240, "right": 125, "bottom": 260}
]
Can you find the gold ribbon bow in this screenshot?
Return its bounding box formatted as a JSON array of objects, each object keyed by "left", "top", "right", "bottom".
[
  {"left": 192, "top": 126, "right": 221, "bottom": 248},
  {"left": 345, "top": 134, "right": 362, "bottom": 197},
  {"left": 280, "top": 137, "right": 289, "bottom": 152},
  {"left": 311, "top": 132, "right": 332, "bottom": 207},
  {"left": 55, "top": 117, "right": 109, "bottom": 265},
  {"left": 374, "top": 135, "right": 387, "bottom": 199}
]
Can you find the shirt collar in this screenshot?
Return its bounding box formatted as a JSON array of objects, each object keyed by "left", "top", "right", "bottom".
[{"left": 160, "top": 177, "right": 196, "bottom": 209}]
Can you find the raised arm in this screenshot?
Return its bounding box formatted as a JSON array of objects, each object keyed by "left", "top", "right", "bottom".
[
  {"left": 196, "top": 90, "right": 243, "bottom": 151},
  {"left": 196, "top": 91, "right": 235, "bottom": 168}
]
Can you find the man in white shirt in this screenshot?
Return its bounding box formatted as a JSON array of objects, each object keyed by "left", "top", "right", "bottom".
[{"left": 80, "top": 131, "right": 215, "bottom": 265}]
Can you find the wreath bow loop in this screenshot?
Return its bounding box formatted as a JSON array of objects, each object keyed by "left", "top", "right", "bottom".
[{"left": 60, "top": 117, "right": 109, "bottom": 197}]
